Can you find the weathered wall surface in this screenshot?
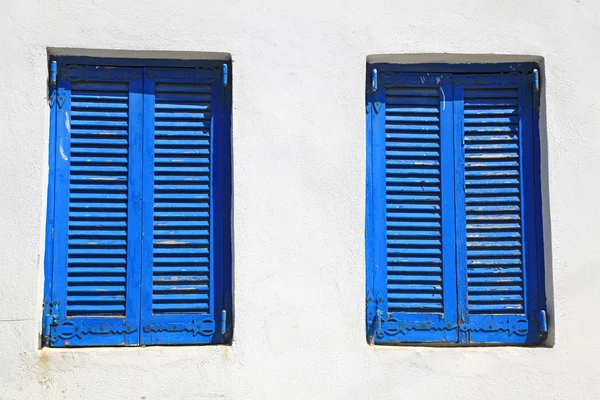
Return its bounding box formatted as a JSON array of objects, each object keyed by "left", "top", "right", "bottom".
[{"left": 0, "top": 0, "right": 599, "bottom": 398}]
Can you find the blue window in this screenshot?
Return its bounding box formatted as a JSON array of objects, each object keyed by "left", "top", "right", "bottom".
[
  {"left": 43, "top": 58, "right": 232, "bottom": 347},
  {"left": 366, "top": 63, "right": 547, "bottom": 345}
]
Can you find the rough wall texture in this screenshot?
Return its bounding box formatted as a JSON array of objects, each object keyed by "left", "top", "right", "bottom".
[{"left": 0, "top": 0, "right": 599, "bottom": 399}]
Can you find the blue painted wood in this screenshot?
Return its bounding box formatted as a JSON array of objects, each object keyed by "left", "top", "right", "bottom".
[
  {"left": 366, "top": 64, "right": 545, "bottom": 345},
  {"left": 531, "top": 75, "right": 547, "bottom": 335},
  {"left": 139, "top": 67, "right": 230, "bottom": 345},
  {"left": 42, "top": 65, "right": 58, "bottom": 344},
  {"left": 51, "top": 56, "right": 226, "bottom": 69},
  {"left": 370, "top": 62, "right": 537, "bottom": 74},
  {"left": 453, "top": 84, "right": 468, "bottom": 344},
  {"left": 48, "top": 66, "right": 143, "bottom": 347},
  {"left": 44, "top": 60, "right": 232, "bottom": 347},
  {"left": 438, "top": 78, "right": 459, "bottom": 344},
  {"left": 215, "top": 71, "right": 233, "bottom": 342},
  {"left": 50, "top": 61, "right": 57, "bottom": 86},
  {"left": 455, "top": 73, "right": 542, "bottom": 344},
  {"left": 369, "top": 72, "right": 458, "bottom": 344},
  {"left": 365, "top": 70, "right": 376, "bottom": 340},
  {"left": 126, "top": 75, "right": 144, "bottom": 346},
  {"left": 519, "top": 79, "right": 541, "bottom": 343},
  {"left": 370, "top": 74, "right": 387, "bottom": 340}
]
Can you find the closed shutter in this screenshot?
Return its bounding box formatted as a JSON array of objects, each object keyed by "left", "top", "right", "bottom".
[
  {"left": 50, "top": 66, "right": 143, "bottom": 346},
  {"left": 368, "top": 72, "right": 458, "bottom": 343},
  {"left": 454, "top": 74, "right": 541, "bottom": 344},
  {"left": 367, "top": 67, "right": 544, "bottom": 345},
  {"left": 140, "top": 67, "right": 228, "bottom": 344}
]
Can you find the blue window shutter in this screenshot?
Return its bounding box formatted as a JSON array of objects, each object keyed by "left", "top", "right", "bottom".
[
  {"left": 139, "top": 67, "right": 230, "bottom": 345},
  {"left": 453, "top": 73, "right": 542, "bottom": 344},
  {"left": 368, "top": 71, "right": 458, "bottom": 343},
  {"left": 49, "top": 65, "right": 143, "bottom": 346}
]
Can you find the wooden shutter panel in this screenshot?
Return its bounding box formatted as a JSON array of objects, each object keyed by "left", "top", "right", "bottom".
[
  {"left": 140, "top": 67, "right": 229, "bottom": 345},
  {"left": 369, "top": 72, "right": 458, "bottom": 343},
  {"left": 50, "top": 66, "right": 143, "bottom": 346},
  {"left": 454, "top": 73, "right": 542, "bottom": 344}
]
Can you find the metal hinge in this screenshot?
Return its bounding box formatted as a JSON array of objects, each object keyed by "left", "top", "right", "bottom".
[
  {"left": 531, "top": 68, "right": 540, "bottom": 92},
  {"left": 371, "top": 68, "right": 378, "bottom": 92},
  {"left": 221, "top": 309, "right": 227, "bottom": 334},
  {"left": 49, "top": 60, "right": 57, "bottom": 86},
  {"left": 43, "top": 313, "right": 58, "bottom": 336},
  {"left": 375, "top": 293, "right": 386, "bottom": 339},
  {"left": 42, "top": 301, "right": 59, "bottom": 345},
  {"left": 366, "top": 292, "right": 385, "bottom": 341},
  {"left": 376, "top": 308, "right": 384, "bottom": 338},
  {"left": 537, "top": 310, "right": 548, "bottom": 334},
  {"left": 48, "top": 60, "right": 66, "bottom": 109},
  {"left": 48, "top": 61, "right": 57, "bottom": 107},
  {"left": 366, "top": 292, "right": 374, "bottom": 340},
  {"left": 222, "top": 64, "right": 228, "bottom": 87}
]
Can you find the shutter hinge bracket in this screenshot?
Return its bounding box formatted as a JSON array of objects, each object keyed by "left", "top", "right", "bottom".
[
  {"left": 366, "top": 292, "right": 375, "bottom": 343},
  {"left": 373, "top": 101, "right": 381, "bottom": 114},
  {"left": 371, "top": 68, "right": 378, "bottom": 92},
  {"left": 222, "top": 63, "right": 228, "bottom": 87},
  {"left": 366, "top": 292, "right": 385, "bottom": 342},
  {"left": 144, "top": 318, "right": 215, "bottom": 336},
  {"left": 42, "top": 301, "right": 59, "bottom": 345},
  {"left": 376, "top": 309, "right": 384, "bottom": 338},
  {"left": 366, "top": 102, "right": 381, "bottom": 114},
  {"left": 57, "top": 85, "right": 66, "bottom": 108},
  {"left": 537, "top": 310, "right": 548, "bottom": 334},
  {"left": 373, "top": 292, "right": 385, "bottom": 339}
]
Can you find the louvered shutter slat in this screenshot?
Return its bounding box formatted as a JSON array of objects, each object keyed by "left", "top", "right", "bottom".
[
  {"left": 67, "top": 81, "right": 129, "bottom": 317},
  {"left": 151, "top": 81, "right": 211, "bottom": 315}
]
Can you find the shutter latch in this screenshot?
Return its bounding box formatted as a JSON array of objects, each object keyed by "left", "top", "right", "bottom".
[
  {"left": 531, "top": 68, "right": 540, "bottom": 92},
  {"left": 537, "top": 310, "right": 548, "bottom": 334},
  {"left": 222, "top": 64, "right": 228, "bottom": 88},
  {"left": 220, "top": 309, "right": 227, "bottom": 334}
]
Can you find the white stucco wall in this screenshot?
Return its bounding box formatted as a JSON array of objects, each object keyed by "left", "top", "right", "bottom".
[{"left": 1, "top": 0, "right": 599, "bottom": 398}]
